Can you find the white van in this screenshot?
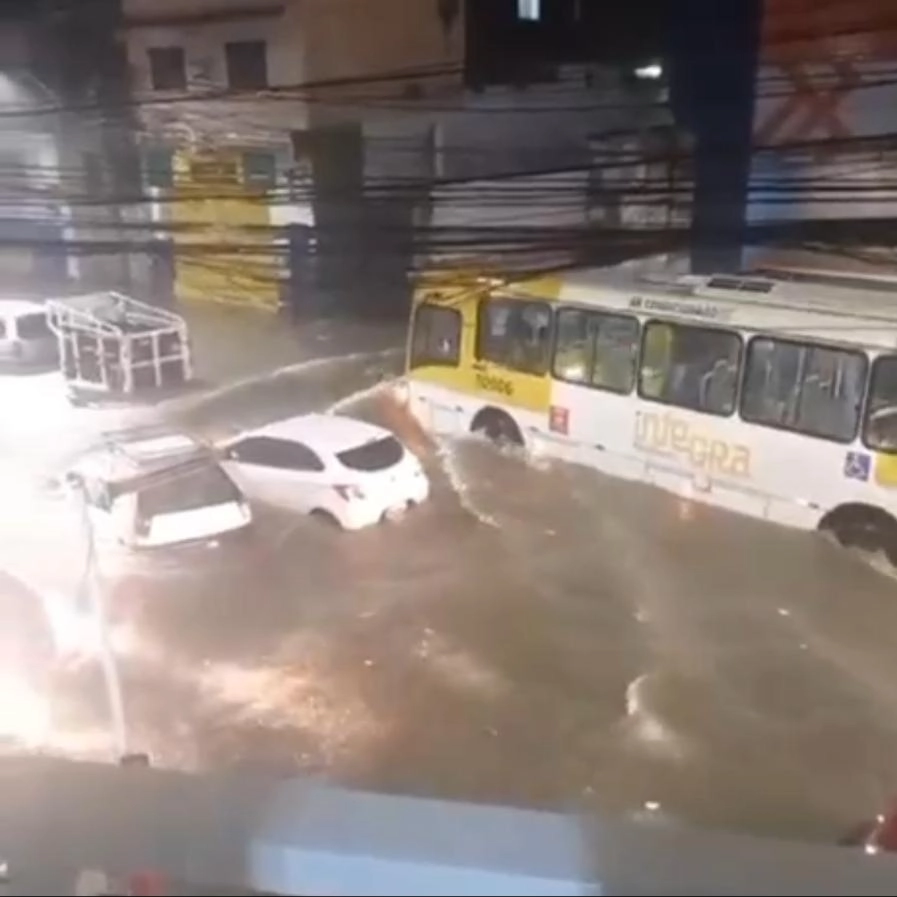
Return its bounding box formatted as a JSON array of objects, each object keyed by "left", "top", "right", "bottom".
[
  {"left": 67, "top": 433, "right": 252, "bottom": 549},
  {"left": 0, "top": 300, "right": 57, "bottom": 367}
]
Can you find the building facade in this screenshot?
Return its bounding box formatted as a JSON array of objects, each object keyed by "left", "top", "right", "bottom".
[
  {"left": 120, "top": 0, "right": 670, "bottom": 312},
  {"left": 2, "top": 0, "right": 144, "bottom": 297},
  {"left": 749, "top": 0, "right": 897, "bottom": 229},
  {"left": 121, "top": 0, "right": 464, "bottom": 311},
  {"left": 0, "top": 16, "right": 71, "bottom": 294},
  {"left": 122, "top": 0, "right": 310, "bottom": 309}
]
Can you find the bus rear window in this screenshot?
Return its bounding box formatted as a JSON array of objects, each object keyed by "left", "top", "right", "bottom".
[
  {"left": 410, "top": 304, "right": 461, "bottom": 368},
  {"left": 137, "top": 463, "right": 241, "bottom": 517},
  {"left": 337, "top": 436, "right": 404, "bottom": 471}
]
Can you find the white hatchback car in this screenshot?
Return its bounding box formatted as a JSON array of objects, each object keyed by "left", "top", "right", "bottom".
[{"left": 220, "top": 413, "right": 430, "bottom": 530}]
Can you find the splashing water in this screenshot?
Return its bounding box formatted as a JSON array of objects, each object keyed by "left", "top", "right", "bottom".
[
  {"left": 158, "top": 348, "right": 403, "bottom": 415},
  {"left": 0, "top": 672, "right": 52, "bottom": 748},
  {"left": 435, "top": 438, "right": 500, "bottom": 528},
  {"left": 327, "top": 379, "right": 395, "bottom": 415},
  {"left": 623, "top": 672, "right": 689, "bottom": 758}
]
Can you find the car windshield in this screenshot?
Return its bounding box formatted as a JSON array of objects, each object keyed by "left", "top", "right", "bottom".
[
  {"left": 136, "top": 462, "right": 242, "bottom": 517},
  {"left": 336, "top": 435, "right": 404, "bottom": 472}
]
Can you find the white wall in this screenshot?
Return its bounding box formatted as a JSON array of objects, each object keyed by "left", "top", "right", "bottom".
[
  {"left": 123, "top": 0, "right": 307, "bottom": 146},
  {"left": 0, "top": 72, "right": 64, "bottom": 224},
  {"left": 418, "top": 74, "right": 672, "bottom": 270},
  {"left": 0, "top": 131, "right": 61, "bottom": 220},
  {"left": 424, "top": 170, "right": 589, "bottom": 272},
  {"left": 433, "top": 70, "right": 666, "bottom": 182}
]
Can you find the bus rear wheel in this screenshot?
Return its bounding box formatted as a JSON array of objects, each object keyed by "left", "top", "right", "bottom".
[
  {"left": 471, "top": 408, "right": 523, "bottom": 448},
  {"left": 820, "top": 504, "right": 897, "bottom": 566}
]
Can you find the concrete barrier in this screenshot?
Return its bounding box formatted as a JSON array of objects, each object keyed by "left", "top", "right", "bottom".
[{"left": 0, "top": 755, "right": 896, "bottom": 895}]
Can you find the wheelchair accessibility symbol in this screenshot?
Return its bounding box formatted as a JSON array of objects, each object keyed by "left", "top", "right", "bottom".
[{"left": 844, "top": 450, "right": 871, "bottom": 482}]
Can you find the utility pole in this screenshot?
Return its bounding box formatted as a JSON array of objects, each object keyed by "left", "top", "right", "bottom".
[
  {"left": 669, "top": 0, "right": 763, "bottom": 273},
  {"left": 75, "top": 481, "right": 128, "bottom": 759}
]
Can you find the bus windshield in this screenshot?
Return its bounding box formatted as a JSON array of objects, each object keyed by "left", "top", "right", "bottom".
[{"left": 866, "top": 355, "right": 897, "bottom": 450}]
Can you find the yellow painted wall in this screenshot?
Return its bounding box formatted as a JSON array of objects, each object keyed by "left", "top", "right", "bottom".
[{"left": 167, "top": 150, "right": 282, "bottom": 311}]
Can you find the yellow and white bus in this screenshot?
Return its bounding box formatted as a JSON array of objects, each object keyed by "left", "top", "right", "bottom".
[{"left": 403, "top": 265, "right": 897, "bottom": 562}]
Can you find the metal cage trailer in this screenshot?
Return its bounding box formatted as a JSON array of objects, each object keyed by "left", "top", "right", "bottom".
[{"left": 46, "top": 292, "right": 193, "bottom": 401}]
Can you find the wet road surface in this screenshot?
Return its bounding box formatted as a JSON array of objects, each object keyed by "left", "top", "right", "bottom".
[{"left": 2, "top": 314, "right": 897, "bottom": 846}]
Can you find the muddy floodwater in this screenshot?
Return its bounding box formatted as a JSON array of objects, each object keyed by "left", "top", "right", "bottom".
[{"left": 2, "top": 318, "right": 897, "bottom": 845}]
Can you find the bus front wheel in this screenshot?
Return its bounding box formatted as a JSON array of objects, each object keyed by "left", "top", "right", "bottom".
[
  {"left": 471, "top": 408, "right": 523, "bottom": 448},
  {"left": 820, "top": 504, "right": 897, "bottom": 566}
]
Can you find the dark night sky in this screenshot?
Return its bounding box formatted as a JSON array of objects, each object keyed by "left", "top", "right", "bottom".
[
  {"left": 1, "top": 0, "right": 670, "bottom": 60},
  {"left": 463, "top": 0, "right": 673, "bottom": 89}
]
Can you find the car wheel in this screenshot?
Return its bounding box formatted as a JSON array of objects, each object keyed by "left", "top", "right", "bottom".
[
  {"left": 382, "top": 503, "right": 409, "bottom": 524},
  {"left": 310, "top": 508, "right": 342, "bottom": 529}
]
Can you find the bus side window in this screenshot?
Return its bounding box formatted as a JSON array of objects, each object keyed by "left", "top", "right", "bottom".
[
  {"left": 410, "top": 304, "right": 462, "bottom": 369},
  {"left": 639, "top": 322, "right": 673, "bottom": 399},
  {"left": 553, "top": 308, "right": 591, "bottom": 383},
  {"left": 477, "top": 298, "right": 552, "bottom": 376},
  {"left": 741, "top": 337, "right": 866, "bottom": 442},
  {"left": 552, "top": 308, "right": 638, "bottom": 393},
  {"left": 639, "top": 321, "right": 740, "bottom": 415},
  {"left": 592, "top": 314, "right": 639, "bottom": 393}
]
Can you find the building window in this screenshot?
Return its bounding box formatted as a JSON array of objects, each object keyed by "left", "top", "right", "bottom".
[
  {"left": 741, "top": 337, "right": 866, "bottom": 443},
  {"left": 638, "top": 321, "right": 741, "bottom": 416},
  {"left": 243, "top": 151, "right": 276, "bottom": 189},
  {"left": 517, "top": 0, "right": 541, "bottom": 21},
  {"left": 147, "top": 47, "right": 186, "bottom": 91},
  {"left": 225, "top": 40, "right": 268, "bottom": 90},
  {"left": 188, "top": 158, "right": 239, "bottom": 185},
  {"left": 144, "top": 148, "right": 174, "bottom": 188}
]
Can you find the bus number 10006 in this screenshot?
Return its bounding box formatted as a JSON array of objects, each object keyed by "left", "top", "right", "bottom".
[{"left": 475, "top": 372, "right": 514, "bottom": 397}]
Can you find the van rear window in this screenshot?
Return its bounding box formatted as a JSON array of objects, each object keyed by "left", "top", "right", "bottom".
[
  {"left": 16, "top": 313, "right": 50, "bottom": 340},
  {"left": 137, "top": 463, "right": 242, "bottom": 517},
  {"left": 336, "top": 436, "right": 403, "bottom": 471}
]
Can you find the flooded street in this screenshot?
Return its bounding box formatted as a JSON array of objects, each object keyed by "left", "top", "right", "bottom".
[{"left": 3, "top": 314, "right": 897, "bottom": 848}]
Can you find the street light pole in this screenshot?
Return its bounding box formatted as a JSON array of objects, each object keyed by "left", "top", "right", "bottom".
[{"left": 74, "top": 480, "right": 128, "bottom": 759}]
